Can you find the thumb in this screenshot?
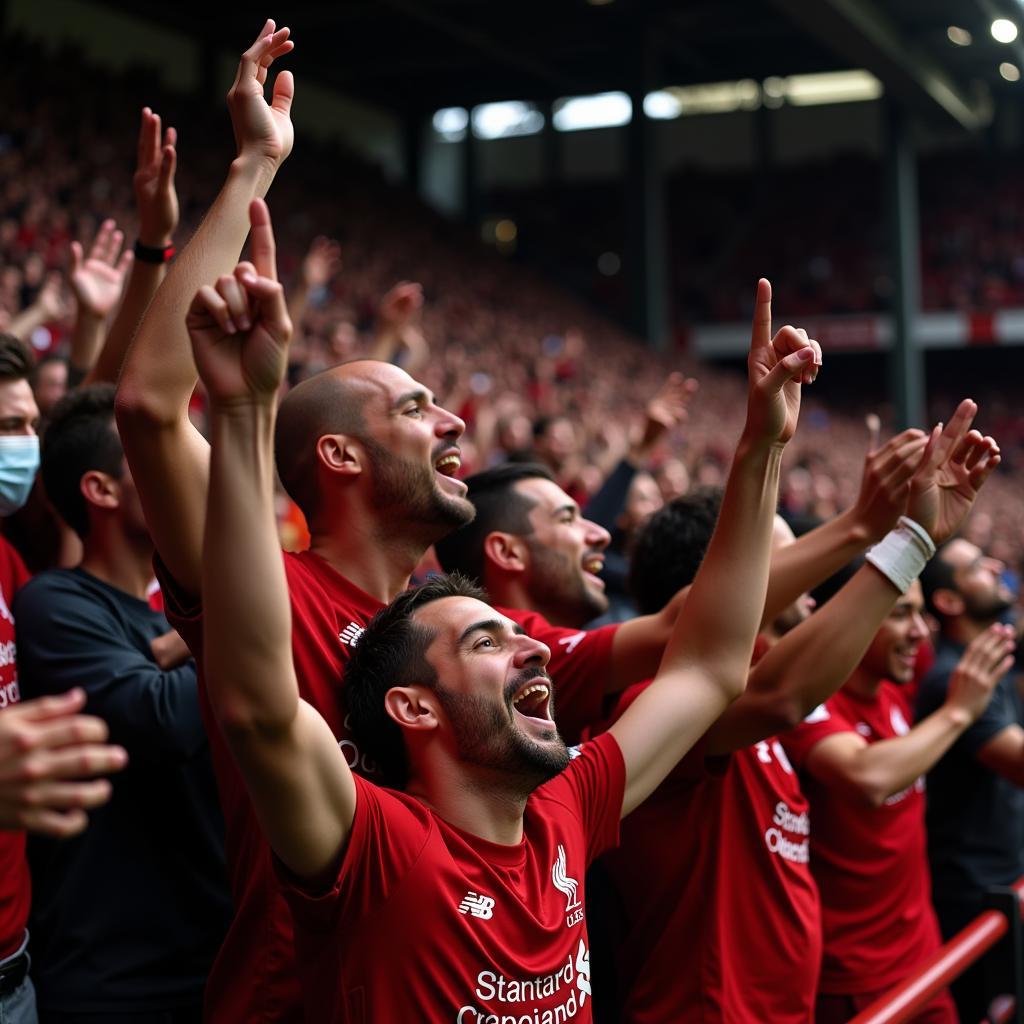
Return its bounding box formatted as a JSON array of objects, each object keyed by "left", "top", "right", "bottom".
[
  {"left": 158, "top": 144, "right": 177, "bottom": 192},
  {"left": 271, "top": 70, "right": 295, "bottom": 117},
  {"left": 761, "top": 346, "right": 814, "bottom": 392}
]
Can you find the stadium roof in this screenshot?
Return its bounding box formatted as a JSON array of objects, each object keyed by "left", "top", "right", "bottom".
[{"left": 95, "top": 0, "right": 1021, "bottom": 130}]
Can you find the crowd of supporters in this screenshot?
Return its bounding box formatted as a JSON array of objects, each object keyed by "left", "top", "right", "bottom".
[{"left": 0, "top": 18, "right": 1022, "bottom": 1024}]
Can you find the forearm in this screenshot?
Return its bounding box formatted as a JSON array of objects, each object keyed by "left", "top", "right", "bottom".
[
  {"left": 204, "top": 399, "right": 297, "bottom": 732},
  {"left": 7, "top": 302, "right": 48, "bottom": 342},
  {"left": 119, "top": 159, "right": 276, "bottom": 421},
  {"left": 69, "top": 309, "right": 105, "bottom": 377},
  {"left": 845, "top": 708, "right": 968, "bottom": 806},
  {"left": 763, "top": 508, "right": 869, "bottom": 623},
  {"left": 87, "top": 261, "right": 166, "bottom": 385},
  {"left": 708, "top": 564, "right": 901, "bottom": 753},
  {"left": 660, "top": 437, "right": 782, "bottom": 688}
]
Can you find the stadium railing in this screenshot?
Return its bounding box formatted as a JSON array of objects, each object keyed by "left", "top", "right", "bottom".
[{"left": 849, "top": 878, "right": 1024, "bottom": 1024}]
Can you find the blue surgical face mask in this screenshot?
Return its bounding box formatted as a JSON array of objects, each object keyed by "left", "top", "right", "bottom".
[{"left": 0, "top": 435, "right": 39, "bottom": 516}]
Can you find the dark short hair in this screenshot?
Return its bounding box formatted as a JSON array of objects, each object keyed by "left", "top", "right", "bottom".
[
  {"left": 273, "top": 366, "right": 371, "bottom": 522},
  {"left": 433, "top": 462, "right": 555, "bottom": 584},
  {"left": 0, "top": 334, "right": 34, "bottom": 385},
  {"left": 344, "top": 572, "right": 487, "bottom": 788},
  {"left": 629, "top": 487, "right": 724, "bottom": 615},
  {"left": 42, "top": 383, "right": 123, "bottom": 539},
  {"left": 920, "top": 543, "right": 959, "bottom": 619}
]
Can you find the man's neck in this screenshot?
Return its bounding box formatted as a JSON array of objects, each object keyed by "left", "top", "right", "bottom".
[
  {"left": 945, "top": 615, "right": 992, "bottom": 646},
  {"left": 79, "top": 530, "right": 155, "bottom": 600},
  {"left": 310, "top": 517, "right": 428, "bottom": 605},
  {"left": 407, "top": 764, "right": 530, "bottom": 846},
  {"left": 844, "top": 664, "right": 884, "bottom": 701}
]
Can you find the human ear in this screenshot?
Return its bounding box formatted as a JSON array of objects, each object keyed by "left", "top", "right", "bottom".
[{"left": 384, "top": 687, "right": 440, "bottom": 732}]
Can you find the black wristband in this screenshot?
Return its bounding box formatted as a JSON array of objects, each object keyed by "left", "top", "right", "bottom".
[{"left": 134, "top": 240, "right": 175, "bottom": 264}]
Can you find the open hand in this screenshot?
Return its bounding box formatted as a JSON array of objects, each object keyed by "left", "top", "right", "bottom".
[
  {"left": 134, "top": 106, "right": 178, "bottom": 247},
  {"left": 743, "top": 279, "right": 821, "bottom": 447},
  {"left": 70, "top": 219, "right": 133, "bottom": 318},
  {"left": 227, "top": 19, "right": 295, "bottom": 171},
  {"left": 850, "top": 426, "right": 929, "bottom": 542},
  {"left": 946, "top": 622, "right": 1015, "bottom": 723},
  {"left": 377, "top": 281, "right": 424, "bottom": 332},
  {"left": 302, "top": 236, "right": 341, "bottom": 290},
  {"left": 907, "top": 399, "right": 1000, "bottom": 544},
  {"left": 186, "top": 199, "right": 292, "bottom": 404},
  {"left": 0, "top": 689, "right": 128, "bottom": 838}
]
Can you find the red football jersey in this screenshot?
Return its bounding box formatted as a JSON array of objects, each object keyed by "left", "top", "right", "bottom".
[
  {"left": 782, "top": 683, "right": 944, "bottom": 995},
  {"left": 280, "top": 733, "right": 625, "bottom": 1022},
  {"left": 159, "top": 556, "right": 621, "bottom": 1023},
  {"left": 0, "top": 536, "right": 30, "bottom": 958},
  {"left": 599, "top": 676, "right": 820, "bottom": 1022}
]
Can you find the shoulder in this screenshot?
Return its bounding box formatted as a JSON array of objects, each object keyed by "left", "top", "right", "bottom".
[{"left": 15, "top": 568, "right": 87, "bottom": 610}]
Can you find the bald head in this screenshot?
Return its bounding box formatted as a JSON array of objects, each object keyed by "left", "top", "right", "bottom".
[{"left": 274, "top": 361, "right": 376, "bottom": 521}]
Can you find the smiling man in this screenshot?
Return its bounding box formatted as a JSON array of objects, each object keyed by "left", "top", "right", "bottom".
[
  {"left": 189, "top": 194, "right": 816, "bottom": 1020},
  {"left": 782, "top": 581, "right": 1015, "bottom": 1023}
]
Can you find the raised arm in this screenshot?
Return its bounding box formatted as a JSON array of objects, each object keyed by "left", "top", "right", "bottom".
[
  {"left": 611, "top": 280, "right": 818, "bottom": 816},
  {"left": 194, "top": 200, "right": 354, "bottom": 880},
  {"left": 115, "top": 20, "right": 294, "bottom": 599},
  {"left": 805, "top": 623, "right": 1014, "bottom": 807},
  {"left": 87, "top": 107, "right": 179, "bottom": 386},
  {"left": 706, "top": 402, "right": 1001, "bottom": 753}
]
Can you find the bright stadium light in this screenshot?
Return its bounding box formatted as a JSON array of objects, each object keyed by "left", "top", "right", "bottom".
[
  {"left": 783, "top": 70, "right": 883, "bottom": 106},
  {"left": 947, "top": 25, "right": 973, "bottom": 46},
  {"left": 991, "top": 18, "right": 1019, "bottom": 43},
  {"left": 432, "top": 107, "right": 469, "bottom": 142},
  {"left": 553, "top": 92, "right": 632, "bottom": 131},
  {"left": 1000, "top": 61, "right": 1021, "bottom": 81},
  {"left": 646, "top": 81, "right": 761, "bottom": 117},
  {"left": 471, "top": 101, "right": 544, "bottom": 139}
]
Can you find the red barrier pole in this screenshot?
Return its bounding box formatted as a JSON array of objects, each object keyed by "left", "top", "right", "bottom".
[{"left": 849, "top": 911, "right": 1009, "bottom": 1024}]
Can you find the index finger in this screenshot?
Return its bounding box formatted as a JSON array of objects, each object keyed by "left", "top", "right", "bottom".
[
  {"left": 750, "top": 278, "right": 772, "bottom": 353},
  {"left": 138, "top": 107, "right": 158, "bottom": 169},
  {"left": 248, "top": 198, "right": 278, "bottom": 282},
  {"left": 933, "top": 399, "right": 977, "bottom": 466}
]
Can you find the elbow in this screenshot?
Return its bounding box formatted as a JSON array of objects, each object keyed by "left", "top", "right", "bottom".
[
  {"left": 856, "top": 775, "right": 891, "bottom": 809},
  {"left": 114, "top": 380, "right": 178, "bottom": 432}
]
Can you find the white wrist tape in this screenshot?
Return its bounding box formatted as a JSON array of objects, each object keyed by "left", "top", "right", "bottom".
[{"left": 865, "top": 516, "right": 936, "bottom": 594}]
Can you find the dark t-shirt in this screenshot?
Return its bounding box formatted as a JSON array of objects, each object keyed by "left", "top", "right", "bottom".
[
  {"left": 14, "top": 568, "right": 231, "bottom": 1012},
  {"left": 916, "top": 638, "right": 1024, "bottom": 903}
]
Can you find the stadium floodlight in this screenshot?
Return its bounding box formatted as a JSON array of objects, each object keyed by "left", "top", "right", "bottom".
[
  {"left": 646, "top": 81, "right": 761, "bottom": 117},
  {"left": 432, "top": 107, "right": 469, "bottom": 142},
  {"left": 783, "top": 70, "right": 883, "bottom": 106},
  {"left": 552, "top": 92, "right": 632, "bottom": 131},
  {"left": 991, "top": 18, "right": 1019, "bottom": 43},
  {"left": 471, "top": 101, "right": 544, "bottom": 140},
  {"left": 947, "top": 25, "right": 973, "bottom": 46},
  {"left": 1000, "top": 61, "right": 1021, "bottom": 81}
]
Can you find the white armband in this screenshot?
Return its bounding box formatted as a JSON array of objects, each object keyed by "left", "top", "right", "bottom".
[{"left": 865, "top": 516, "right": 936, "bottom": 594}]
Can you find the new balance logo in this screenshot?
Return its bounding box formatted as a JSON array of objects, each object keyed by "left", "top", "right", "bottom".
[
  {"left": 557, "top": 633, "right": 586, "bottom": 655},
  {"left": 338, "top": 622, "right": 365, "bottom": 647},
  {"left": 458, "top": 892, "right": 495, "bottom": 920}
]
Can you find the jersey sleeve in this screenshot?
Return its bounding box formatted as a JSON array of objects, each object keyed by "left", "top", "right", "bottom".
[
  {"left": 276, "top": 777, "right": 431, "bottom": 934},
  {"left": 501, "top": 608, "right": 617, "bottom": 745},
  {"left": 780, "top": 699, "right": 857, "bottom": 769},
  {"left": 541, "top": 732, "right": 626, "bottom": 865}
]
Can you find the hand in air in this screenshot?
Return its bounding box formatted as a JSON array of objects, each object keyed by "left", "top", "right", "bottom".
[
  {"left": 70, "top": 219, "right": 133, "bottom": 318},
  {"left": 227, "top": 19, "right": 295, "bottom": 170},
  {"left": 133, "top": 106, "right": 178, "bottom": 247},
  {"left": 743, "top": 279, "right": 821, "bottom": 447},
  {"left": 186, "top": 199, "right": 293, "bottom": 404},
  {"left": 850, "top": 425, "right": 929, "bottom": 543},
  {"left": 907, "top": 399, "right": 1000, "bottom": 544}
]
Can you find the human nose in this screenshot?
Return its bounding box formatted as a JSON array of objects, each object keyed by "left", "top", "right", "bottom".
[
  {"left": 583, "top": 517, "right": 611, "bottom": 551},
  {"left": 513, "top": 633, "right": 551, "bottom": 669},
  {"left": 909, "top": 613, "right": 929, "bottom": 639},
  {"left": 434, "top": 403, "right": 466, "bottom": 442}
]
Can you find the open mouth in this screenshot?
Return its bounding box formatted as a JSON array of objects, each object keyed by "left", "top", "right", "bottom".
[
  {"left": 510, "top": 679, "right": 553, "bottom": 723},
  {"left": 582, "top": 554, "right": 605, "bottom": 586},
  {"left": 434, "top": 450, "right": 468, "bottom": 492}
]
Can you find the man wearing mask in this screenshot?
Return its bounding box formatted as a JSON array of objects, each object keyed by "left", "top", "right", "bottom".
[{"left": 0, "top": 334, "right": 128, "bottom": 1023}]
